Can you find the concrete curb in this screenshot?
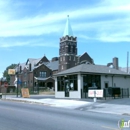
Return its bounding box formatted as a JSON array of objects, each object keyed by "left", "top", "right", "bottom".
[{"left": 1, "top": 98, "right": 53, "bottom": 106}]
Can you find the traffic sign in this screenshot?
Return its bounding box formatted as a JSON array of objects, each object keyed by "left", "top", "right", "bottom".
[{"left": 17, "top": 79, "right": 22, "bottom": 84}]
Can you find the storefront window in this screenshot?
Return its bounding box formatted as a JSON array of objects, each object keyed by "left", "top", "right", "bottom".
[
  {"left": 83, "top": 74, "right": 101, "bottom": 92},
  {"left": 74, "top": 80, "right": 78, "bottom": 90},
  {"left": 57, "top": 75, "right": 78, "bottom": 91}
]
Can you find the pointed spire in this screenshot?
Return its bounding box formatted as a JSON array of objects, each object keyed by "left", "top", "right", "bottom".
[{"left": 63, "top": 15, "right": 73, "bottom": 37}]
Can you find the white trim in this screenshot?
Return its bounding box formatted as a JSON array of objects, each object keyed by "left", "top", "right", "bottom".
[{"left": 62, "top": 65, "right": 63, "bottom": 70}]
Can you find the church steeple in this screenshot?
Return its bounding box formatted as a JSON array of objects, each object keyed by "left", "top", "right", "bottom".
[
  {"left": 63, "top": 15, "right": 73, "bottom": 37},
  {"left": 59, "top": 16, "right": 77, "bottom": 72}
]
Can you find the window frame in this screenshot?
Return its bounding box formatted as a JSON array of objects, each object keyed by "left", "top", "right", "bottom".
[
  {"left": 57, "top": 75, "right": 78, "bottom": 91},
  {"left": 39, "top": 71, "right": 46, "bottom": 78}
]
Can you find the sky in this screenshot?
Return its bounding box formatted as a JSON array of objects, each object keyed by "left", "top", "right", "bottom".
[{"left": 0, "top": 0, "right": 130, "bottom": 78}]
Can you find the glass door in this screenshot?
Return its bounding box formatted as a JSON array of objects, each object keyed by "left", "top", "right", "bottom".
[{"left": 65, "top": 81, "right": 69, "bottom": 97}]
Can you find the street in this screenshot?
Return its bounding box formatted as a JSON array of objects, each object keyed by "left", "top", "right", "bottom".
[{"left": 0, "top": 100, "right": 130, "bottom": 130}]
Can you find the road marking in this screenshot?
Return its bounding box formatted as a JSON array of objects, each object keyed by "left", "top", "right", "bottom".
[{"left": 101, "top": 126, "right": 118, "bottom": 130}]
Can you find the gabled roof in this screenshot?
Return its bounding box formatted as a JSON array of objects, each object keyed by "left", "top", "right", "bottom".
[
  {"left": 26, "top": 58, "right": 41, "bottom": 65},
  {"left": 46, "top": 61, "right": 58, "bottom": 71},
  {"left": 79, "top": 52, "right": 94, "bottom": 64},
  {"left": 33, "top": 58, "right": 41, "bottom": 65},
  {"left": 55, "top": 64, "right": 130, "bottom": 76},
  {"left": 34, "top": 60, "right": 59, "bottom": 71},
  {"left": 79, "top": 52, "right": 92, "bottom": 59},
  {"left": 34, "top": 62, "right": 51, "bottom": 71},
  {"left": 63, "top": 15, "right": 73, "bottom": 37},
  {"left": 19, "top": 62, "right": 26, "bottom": 70},
  {"left": 36, "top": 55, "right": 49, "bottom": 65},
  {"left": 15, "top": 62, "right": 25, "bottom": 72}
]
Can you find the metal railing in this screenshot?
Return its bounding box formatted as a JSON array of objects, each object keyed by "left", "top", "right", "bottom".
[
  {"left": 82, "top": 87, "right": 129, "bottom": 100},
  {"left": 103, "top": 88, "right": 129, "bottom": 100}
]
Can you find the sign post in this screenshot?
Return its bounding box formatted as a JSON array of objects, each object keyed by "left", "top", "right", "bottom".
[
  {"left": 8, "top": 69, "right": 17, "bottom": 97},
  {"left": 14, "top": 76, "right": 18, "bottom": 97},
  {"left": 4, "top": 82, "right": 8, "bottom": 99},
  {"left": 94, "top": 90, "right": 97, "bottom": 102}
]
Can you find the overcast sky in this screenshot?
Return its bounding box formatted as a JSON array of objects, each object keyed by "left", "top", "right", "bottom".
[{"left": 0, "top": 0, "right": 130, "bottom": 77}]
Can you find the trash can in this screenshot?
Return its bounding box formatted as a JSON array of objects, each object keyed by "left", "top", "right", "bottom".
[{"left": 0, "top": 93, "right": 2, "bottom": 99}]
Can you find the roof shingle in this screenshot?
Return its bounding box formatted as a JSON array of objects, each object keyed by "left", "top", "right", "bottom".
[{"left": 55, "top": 64, "right": 130, "bottom": 76}]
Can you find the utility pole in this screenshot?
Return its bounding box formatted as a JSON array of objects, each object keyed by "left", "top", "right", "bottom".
[
  {"left": 127, "top": 52, "right": 129, "bottom": 73},
  {"left": 16, "top": 73, "right": 19, "bottom": 97},
  {"left": 15, "top": 64, "right": 19, "bottom": 98}
]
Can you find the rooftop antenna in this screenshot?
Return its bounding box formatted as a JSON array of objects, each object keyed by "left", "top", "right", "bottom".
[{"left": 127, "top": 51, "right": 129, "bottom": 73}]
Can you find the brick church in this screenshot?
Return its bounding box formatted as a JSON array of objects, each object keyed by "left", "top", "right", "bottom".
[{"left": 9, "top": 16, "right": 94, "bottom": 92}]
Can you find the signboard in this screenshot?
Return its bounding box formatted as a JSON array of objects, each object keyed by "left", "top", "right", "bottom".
[
  {"left": 88, "top": 89, "right": 103, "bottom": 98},
  {"left": 17, "top": 79, "right": 22, "bottom": 85},
  {"left": 8, "top": 69, "right": 15, "bottom": 75},
  {"left": 21, "top": 88, "right": 30, "bottom": 98}
]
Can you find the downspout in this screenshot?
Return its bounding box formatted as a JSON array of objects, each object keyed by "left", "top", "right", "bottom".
[{"left": 112, "top": 75, "right": 114, "bottom": 87}]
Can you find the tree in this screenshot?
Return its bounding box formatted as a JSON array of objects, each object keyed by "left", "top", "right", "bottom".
[{"left": 3, "top": 64, "right": 17, "bottom": 83}]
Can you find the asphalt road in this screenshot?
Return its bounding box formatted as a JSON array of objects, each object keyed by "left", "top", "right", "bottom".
[{"left": 0, "top": 100, "right": 130, "bottom": 130}]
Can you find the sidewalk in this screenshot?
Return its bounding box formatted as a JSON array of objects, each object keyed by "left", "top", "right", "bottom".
[
  {"left": 87, "top": 102, "right": 130, "bottom": 115},
  {"left": 1, "top": 95, "right": 130, "bottom": 115},
  {"left": 77, "top": 98, "right": 130, "bottom": 115},
  {"left": 1, "top": 95, "right": 93, "bottom": 109}
]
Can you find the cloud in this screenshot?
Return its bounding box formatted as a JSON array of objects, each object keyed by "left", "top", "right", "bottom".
[
  {"left": 0, "top": 41, "right": 30, "bottom": 48},
  {"left": 97, "top": 33, "right": 130, "bottom": 42},
  {"left": 0, "top": 37, "right": 58, "bottom": 48},
  {"left": 0, "top": 0, "right": 130, "bottom": 46},
  {"left": 77, "top": 16, "right": 130, "bottom": 42},
  {"left": 30, "top": 43, "right": 58, "bottom": 48}
]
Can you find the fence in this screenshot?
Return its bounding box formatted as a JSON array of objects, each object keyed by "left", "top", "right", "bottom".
[
  {"left": 82, "top": 87, "right": 129, "bottom": 99},
  {"left": 103, "top": 87, "right": 129, "bottom": 100}
]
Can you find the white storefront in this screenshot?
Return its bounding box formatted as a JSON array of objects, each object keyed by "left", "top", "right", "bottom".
[{"left": 54, "top": 64, "right": 130, "bottom": 99}]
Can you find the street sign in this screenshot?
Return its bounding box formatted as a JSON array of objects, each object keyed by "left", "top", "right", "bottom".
[
  {"left": 17, "top": 80, "right": 22, "bottom": 84},
  {"left": 88, "top": 90, "right": 103, "bottom": 98}
]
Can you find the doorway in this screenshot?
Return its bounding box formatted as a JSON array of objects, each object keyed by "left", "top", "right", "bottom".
[
  {"left": 104, "top": 82, "right": 109, "bottom": 88},
  {"left": 65, "top": 81, "right": 69, "bottom": 97}
]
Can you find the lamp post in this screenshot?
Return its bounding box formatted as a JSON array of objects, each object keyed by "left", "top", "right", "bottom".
[
  {"left": 17, "top": 73, "right": 18, "bottom": 97},
  {"left": 14, "top": 73, "right": 19, "bottom": 98}
]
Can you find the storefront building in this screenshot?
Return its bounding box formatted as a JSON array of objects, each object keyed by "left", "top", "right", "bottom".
[{"left": 54, "top": 64, "right": 130, "bottom": 99}]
